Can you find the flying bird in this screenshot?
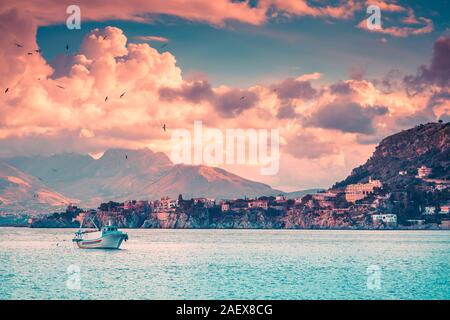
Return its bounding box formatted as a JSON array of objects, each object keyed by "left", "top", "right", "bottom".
[
  {"left": 125, "top": 154, "right": 128, "bottom": 160},
  {"left": 103, "top": 35, "right": 107, "bottom": 40},
  {"left": 56, "top": 85, "right": 65, "bottom": 89},
  {"left": 14, "top": 42, "right": 23, "bottom": 48},
  {"left": 4, "top": 88, "right": 8, "bottom": 94},
  {"left": 35, "top": 49, "right": 41, "bottom": 53},
  {"left": 162, "top": 124, "right": 166, "bottom": 132},
  {"left": 27, "top": 52, "right": 33, "bottom": 55},
  {"left": 105, "top": 96, "right": 108, "bottom": 102},
  {"left": 66, "top": 44, "right": 69, "bottom": 51},
  {"left": 120, "top": 92, "right": 126, "bottom": 98}
]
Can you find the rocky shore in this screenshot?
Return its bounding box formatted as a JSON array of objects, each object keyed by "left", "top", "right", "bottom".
[{"left": 18, "top": 206, "right": 446, "bottom": 230}]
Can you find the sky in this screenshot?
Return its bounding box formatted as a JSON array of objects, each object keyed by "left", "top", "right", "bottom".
[{"left": 0, "top": 0, "right": 449, "bottom": 191}]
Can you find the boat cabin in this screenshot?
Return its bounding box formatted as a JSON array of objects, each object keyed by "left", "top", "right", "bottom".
[{"left": 102, "top": 226, "right": 118, "bottom": 233}]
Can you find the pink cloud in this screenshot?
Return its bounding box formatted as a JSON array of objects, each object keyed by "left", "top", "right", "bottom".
[
  {"left": 1, "top": 0, "right": 267, "bottom": 26},
  {"left": 261, "top": 0, "right": 362, "bottom": 19},
  {"left": 365, "top": 0, "right": 405, "bottom": 13},
  {"left": 134, "top": 35, "right": 169, "bottom": 42},
  {"left": 357, "top": 15, "right": 433, "bottom": 37},
  {"left": 0, "top": 1, "right": 445, "bottom": 189}
]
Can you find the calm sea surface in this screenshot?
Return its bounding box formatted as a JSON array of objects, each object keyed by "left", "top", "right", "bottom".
[{"left": 0, "top": 228, "right": 448, "bottom": 300}]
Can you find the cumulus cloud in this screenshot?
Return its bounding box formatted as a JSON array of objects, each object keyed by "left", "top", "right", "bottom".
[
  {"left": 404, "top": 37, "right": 450, "bottom": 93},
  {"left": 284, "top": 132, "right": 338, "bottom": 159},
  {"left": 0, "top": 1, "right": 447, "bottom": 189},
  {"left": 373, "top": 69, "right": 403, "bottom": 94},
  {"left": 305, "top": 101, "right": 389, "bottom": 134},
  {"left": 159, "top": 80, "right": 259, "bottom": 117},
  {"left": 0, "top": 22, "right": 185, "bottom": 154},
  {"left": 159, "top": 80, "right": 214, "bottom": 104},
  {"left": 273, "top": 78, "right": 317, "bottom": 100},
  {"left": 277, "top": 104, "right": 297, "bottom": 119},
  {"left": 215, "top": 89, "right": 259, "bottom": 117},
  {"left": 395, "top": 110, "right": 436, "bottom": 129},
  {"left": 329, "top": 81, "right": 354, "bottom": 95}
]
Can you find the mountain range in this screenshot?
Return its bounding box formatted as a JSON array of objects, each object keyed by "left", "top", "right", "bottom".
[
  {"left": 0, "top": 162, "right": 73, "bottom": 213},
  {"left": 3, "top": 122, "right": 447, "bottom": 215},
  {"left": 0, "top": 148, "right": 282, "bottom": 212}
]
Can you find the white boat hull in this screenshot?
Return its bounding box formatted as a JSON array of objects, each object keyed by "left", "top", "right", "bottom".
[{"left": 75, "top": 233, "right": 126, "bottom": 249}]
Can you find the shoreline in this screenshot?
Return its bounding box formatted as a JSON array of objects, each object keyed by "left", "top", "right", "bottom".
[{"left": 0, "top": 225, "right": 448, "bottom": 231}]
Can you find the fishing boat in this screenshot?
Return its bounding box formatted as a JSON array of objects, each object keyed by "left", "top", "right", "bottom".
[{"left": 72, "top": 217, "right": 128, "bottom": 249}]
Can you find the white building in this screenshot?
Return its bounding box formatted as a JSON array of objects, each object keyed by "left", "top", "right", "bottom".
[
  {"left": 157, "top": 197, "right": 178, "bottom": 211},
  {"left": 372, "top": 214, "right": 397, "bottom": 227},
  {"left": 423, "top": 206, "right": 437, "bottom": 215}
]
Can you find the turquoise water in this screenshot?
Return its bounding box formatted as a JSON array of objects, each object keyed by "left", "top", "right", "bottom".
[{"left": 0, "top": 228, "right": 448, "bottom": 300}]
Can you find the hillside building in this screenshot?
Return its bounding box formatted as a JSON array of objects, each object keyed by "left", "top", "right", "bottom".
[
  {"left": 416, "top": 165, "right": 432, "bottom": 178},
  {"left": 345, "top": 177, "right": 382, "bottom": 203}
]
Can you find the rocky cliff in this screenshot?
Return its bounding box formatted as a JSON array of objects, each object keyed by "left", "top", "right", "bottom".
[{"left": 335, "top": 122, "right": 449, "bottom": 189}]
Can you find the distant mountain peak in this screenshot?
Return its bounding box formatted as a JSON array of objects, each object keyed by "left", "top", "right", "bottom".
[
  {"left": 99, "top": 147, "right": 172, "bottom": 165},
  {"left": 2, "top": 147, "right": 279, "bottom": 208}
]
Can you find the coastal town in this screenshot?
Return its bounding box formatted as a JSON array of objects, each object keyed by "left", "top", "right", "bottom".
[
  {"left": 1, "top": 122, "right": 447, "bottom": 230},
  {"left": 28, "top": 164, "right": 449, "bottom": 230}
]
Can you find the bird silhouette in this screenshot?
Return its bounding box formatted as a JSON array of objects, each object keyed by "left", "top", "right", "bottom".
[
  {"left": 4, "top": 88, "right": 8, "bottom": 94},
  {"left": 56, "top": 85, "right": 65, "bottom": 89},
  {"left": 125, "top": 154, "right": 128, "bottom": 160},
  {"left": 27, "top": 52, "right": 33, "bottom": 55},
  {"left": 163, "top": 124, "right": 166, "bottom": 131},
  {"left": 105, "top": 96, "right": 108, "bottom": 102},
  {"left": 35, "top": 49, "right": 41, "bottom": 53},
  {"left": 14, "top": 42, "right": 23, "bottom": 48},
  {"left": 120, "top": 92, "right": 126, "bottom": 98},
  {"left": 66, "top": 44, "right": 69, "bottom": 51},
  {"left": 103, "top": 35, "right": 107, "bottom": 40}
]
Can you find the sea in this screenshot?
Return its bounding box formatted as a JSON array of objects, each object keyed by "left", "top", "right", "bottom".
[{"left": 0, "top": 228, "right": 449, "bottom": 300}]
